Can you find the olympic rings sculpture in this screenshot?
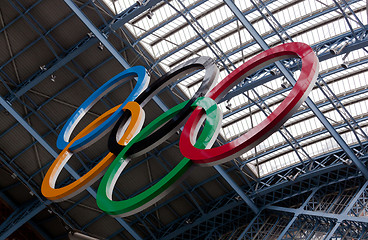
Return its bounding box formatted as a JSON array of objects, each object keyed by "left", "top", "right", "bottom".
[{"left": 41, "top": 42, "right": 319, "bottom": 217}]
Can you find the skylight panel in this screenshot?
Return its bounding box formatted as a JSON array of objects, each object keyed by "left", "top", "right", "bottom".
[
  {"left": 100, "top": 0, "right": 368, "bottom": 178},
  {"left": 233, "top": 73, "right": 368, "bottom": 170},
  {"left": 247, "top": 105, "right": 368, "bottom": 174}
]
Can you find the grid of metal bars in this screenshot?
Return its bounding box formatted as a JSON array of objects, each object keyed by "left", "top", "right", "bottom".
[{"left": 0, "top": 0, "right": 368, "bottom": 239}]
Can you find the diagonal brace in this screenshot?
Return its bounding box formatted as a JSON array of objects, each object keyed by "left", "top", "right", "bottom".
[{"left": 223, "top": 0, "right": 368, "bottom": 180}]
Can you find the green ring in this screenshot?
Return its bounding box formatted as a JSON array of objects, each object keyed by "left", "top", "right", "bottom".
[{"left": 96, "top": 97, "right": 222, "bottom": 217}]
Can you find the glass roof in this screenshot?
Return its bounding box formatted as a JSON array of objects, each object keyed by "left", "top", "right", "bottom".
[{"left": 103, "top": 0, "right": 368, "bottom": 177}]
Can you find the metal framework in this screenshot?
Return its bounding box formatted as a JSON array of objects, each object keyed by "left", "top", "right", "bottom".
[{"left": 0, "top": 0, "right": 368, "bottom": 239}]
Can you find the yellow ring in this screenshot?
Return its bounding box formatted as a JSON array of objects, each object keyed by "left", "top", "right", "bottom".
[{"left": 41, "top": 102, "right": 144, "bottom": 201}]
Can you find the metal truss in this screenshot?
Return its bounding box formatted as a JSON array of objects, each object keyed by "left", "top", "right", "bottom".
[
  {"left": 150, "top": 0, "right": 368, "bottom": 183},
  {"left": 0, "top": 192, "right": 51, "bottom": 240},
  {"left": 166, "top": 0, "right": 367, "bottom": 105},
  {"left": 66, "top": 0, "right": 261, "bottom": 220},
  {"left": 205, "top": 178, "right": 368, "bottom": 240},
  {"left": 4, "top": 22, "right": 368, "bottom": 240},
  {"left": 0, "top": 0, "right": 168, "bottom": 238},
  {"left": 0, "top": 199, "right": 47, "bottom": 240},
  {"left": 225, "top": 0, "right": 365, "bottom": 168},
  {"left": 150, "top": 142, "right": 368, "bottom": 239},
  {"left": 222, "top": 26, "right": 368, "bottom": 104},
  {"left": 1, "top": 0, "right": 257, "bottom": 238},
  {"left": 1, "top": 0, "right": 163, "bottom": 107},
  {"left": 267, "top": 180, "right": 368, "bottom": 239},
  {"left": 1, "top": 0, "right": 368, "bottom": 239}
]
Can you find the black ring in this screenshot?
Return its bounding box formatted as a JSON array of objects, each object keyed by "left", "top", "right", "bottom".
[{"left": 108, "top": 56, "right": 218, "bottom": 157}]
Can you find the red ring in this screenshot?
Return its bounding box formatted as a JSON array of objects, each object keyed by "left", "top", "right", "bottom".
[{"left": 180, "top": 42, "right": 319, "bottom": 166}]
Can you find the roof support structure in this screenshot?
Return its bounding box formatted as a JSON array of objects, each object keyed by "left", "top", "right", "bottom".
[
  {"left": 323, "top": 180, "right": 368, "bottom": 239},
  {"left": 66, "top": 0, "right": 262, "bottom": 222},
  {"left": 42, "top": 0, "right": 170, "bottom": 238},
  {"left": 0, "top": 199, "right": 47, "bottom": 239},
  {"left": 222, "top": 26, "right": 368, "bottom": 104},
  {"left": 3, "top": 0, "right": 164, "bottom": 106},
  {"left": 157, "top": 145, "right": 367, "bottom": 238},
  {"left": 235, "top": 211, "right": 263, "bottom": 240},
  {"left": 2, "top": 91, "right": 366, "bottom": 238},
  {"left": 248, "top": 0, "right": 368, "bottom": 155},
  {"left": 171, "top": 2, "right": 366, "bottom": 91},
  {"left": 333, "top": 0, "right": 367, "bottom": 40},
  {"left": 5, "top": 23, "right": 366, "bottom": 192},
  {"left": 0, "top": 95, "right": 143, "bottom": 239},
  {"left": 215, "top": 159, "right": 259, "bottom": 215},
  {"left": 63, "top": 0, "right": 168, "bottom": 114},
  {"left": 0, "top": 0, "right": 43, "bottom": 35},
  {"left": 0, "top": 191, "right": 51, "bottom": 240},
  {"left": 234, "top": 179, "right": 368, "bottom": 239},
  {"left": 267, "top": 181, "right": 368, "bottom": 239},
  {"left": 223, "top": 0, "right": 368, "bottom": 180},
  {"left": 1, "top": 0, "right": 368, "bottom": 238},
  {"left": 63, "top": 0, "right": 129, "bottom": 69},
  {"left": 223, "top": 31, "right": 368, "bottom": 124},
  {"left": 270, "top": 188, "right": 317, "bottom": 240},
  {"left": 0, "top": 145, "right": 53, "bottom": 240},
  {"left": 158, "top": 0, "right": 362, "bottom": 71}
]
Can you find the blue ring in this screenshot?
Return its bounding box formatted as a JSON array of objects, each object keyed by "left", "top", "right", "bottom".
[{"left": 57, "top": 66, "right": 149, "bottom": 151}]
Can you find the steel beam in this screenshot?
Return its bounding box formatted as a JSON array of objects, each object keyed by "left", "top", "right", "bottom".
[
  {"left": 4, "top": 0, "right": 163, "bottom": 105},
  {"left": 0, "top": 96, "right": 142, "bottom": 239},
  {"left": 0, "top": 0, "right": 42, "bottom": 35},
  {"left": 323, "top": 180, "right": 368, "bottom": 239},
  {"left": 214, "top": 165, "right": 259, "bottom": 214},
  {"left": 224, "top": 0, "right": 368, "bottom": 180},
  {"left": 266, "top": 181, "right": 368, "bottom": 239},
  {"left": 157, "top": 152, "right": 367, "bottom": 239},
  {"left": 28, "top": 0, "right": 168, "bottom": 238},
  {"left": 276, "top": 188, "right": 318, "bottom": 239},
  {"left": 162, "top": 0, "right": 362, "bottom": 70},
  {"left": 12, "top": 38, "right": 97, "bottom": 100},
  {"left": 222, "top": 28, "right": 368, "bottom": 104},
  {"left": 236, "top": 212, "right": 262, "bottom": 240},
  {"left": 163, "top": 0, "right": 260, "bottom": 215},
  {"left": 0, "top": 199, "right": 47, "bottom": 239},
  {"left": 324, "top": 223, "right": 340, "bottom": 240},
  {"left": 333, "top": 0, "right": 361, "bottom": 40},
  {"left": 268, "top": 205, "right": 368, "bottom": 224},
  {"left": 160, "top": 200, "right": 250, "bottom": 240},
  {"left": 64, "top": 0, "right": 167, "bottom": 113},
  {"left": 142, "top": 142, "right": 367, "bottom": 236},
  {"left": 64, "top": 0, "right": 128, "bottom": 69}
]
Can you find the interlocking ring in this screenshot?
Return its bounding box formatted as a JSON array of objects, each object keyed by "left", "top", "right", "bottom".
[
  {"left": 108, "top": 56, "right": 218, "bottom": 157},
  {"left": 57, "top": 66, "right": 149, "bottom": 152},
  {"left": 97, "top": 97, "right": 222, "bottom": 217},
  {"left": 180, "top": 42, "right": 319, "bottom": 166},
  {"left": 42, "top": 102, "right": 144, "bottom": 201},
  {"left": 42, "top": 42, "right": 318, "bottom": 217}
]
